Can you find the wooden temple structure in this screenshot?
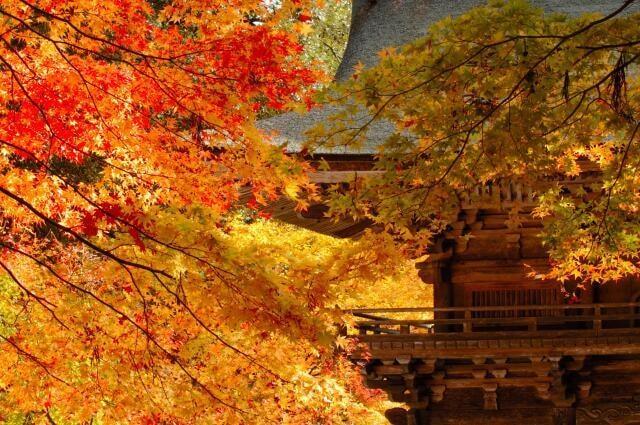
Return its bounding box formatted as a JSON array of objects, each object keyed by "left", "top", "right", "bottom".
[{"left": 260, "top": 1, "right": 640, "bottom": 424}]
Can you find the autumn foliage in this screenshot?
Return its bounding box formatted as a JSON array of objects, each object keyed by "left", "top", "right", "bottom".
[
  {"left": 7, "top": 0, "right": 640, "bottom": 423},
  {"left": 0, "top": 0, "right": 400, "bottom": 423}
]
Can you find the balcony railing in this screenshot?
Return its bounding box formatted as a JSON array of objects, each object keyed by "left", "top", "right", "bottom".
[{"left": 349, "top": 303, "right": 640, "bottom": 338}]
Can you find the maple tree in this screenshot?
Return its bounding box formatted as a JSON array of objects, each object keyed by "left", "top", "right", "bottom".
[
  {"left": 310, "top": 0, "right": 640, "bottom": 284},
  {"left": 297, "top": 0, "right": 350, "bottom": 78},
  {"left": 14, "top": 0, "right": 640, "bottom": 422},
  {"left": 1, "top": 208, "right": 417, "bottom": 423},
  {"left": 0, "top": 0, "right": 412, "bottom": 423}
]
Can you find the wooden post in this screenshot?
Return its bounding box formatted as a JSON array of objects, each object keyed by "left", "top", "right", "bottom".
[
  {"left": 463, "top": 309, "right": 472, "bottom": 333},
  {"left": 594, "top": 306, "right": 602, "bottom": 336},
  {"left": 406, "top": 408, "right": 419, "bottom": 425},
  {"left": 482, "top": 384, "right": 498, "bottom": 410}
]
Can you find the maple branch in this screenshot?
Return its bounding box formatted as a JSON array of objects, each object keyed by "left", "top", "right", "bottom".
[
  {"left": 45, "top": 411, "right": 58, "bottom": 425},
  {"left": 0, "top": 52, "right": 167, "bottom": 188},
  {"left": 0, "top": 137, "right": 245, "bottom": 298},
  {"left": 0, "top": 242, "right": 248, "bottom": 415},
  {"left": 0, "top": 6, "right": 234, "bottom": 141},
  {"left": 593, "top": 120, "right": 640, "bottom": 243},
  {"left": 18, "top": 0, "right": 186, "bottom": 62},
  {"left": 0, "top": 332, "right": 69, "bottom": 386},
  {"left": 151, "top": 272, "right": 289, "bottom": 383},
  {"left": 0, "top": 188, "right": 290, "bottom": 396},
  {"left": 0, "top": 258, "right": 70, "bottom": 331},
  {"left": 344, "top": 0, "right": 636, "bottom": 137},
  {"left": 0, "top": 185, "right": 173, "bottom": 279},
  {"left": 336, "top": 1, "right": 640, "bottom": 214},
  {"left": 0, "top": 138, "right": 293, "bottom": 385}
]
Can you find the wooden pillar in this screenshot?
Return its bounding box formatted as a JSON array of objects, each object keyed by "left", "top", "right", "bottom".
[
  {"left": 594, "top": 306, "right": 602, "bottom": 336},
  {"left": 547, "top": 356, "right": 576, "bottom": 412},
  {"left": 417, "top": 252, "right": 452, "bottom": 304},
  {"left": 417, "top": 249, "right": 452, "bottom": 333},
  {"left": 593, "top": 282, "right": 602, "bottom": 303},
  {"left": 406, "top": 409, "right": 418, "bottom": 425}
]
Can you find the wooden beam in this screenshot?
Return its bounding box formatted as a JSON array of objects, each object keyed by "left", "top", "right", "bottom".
[
  {"left": 444, "top": 362, "right": 551, "bottom": 375},
  {"left": 308, "top": 170, "right": 383, "bottom": 183},
  {"left": 425, "top": 376, "right": 553, "bottom": 389}
]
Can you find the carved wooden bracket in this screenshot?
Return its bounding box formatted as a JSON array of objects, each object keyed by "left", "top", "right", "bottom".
[
  {"left": 491, "top": 368, "right": 507, "bottom": 379},
  {"left": 431, "top": 385, "right": 446, "bottom": 403},
  {"left": 577, "top": 380, "right": 592, "bottom": 400},
  {"left": 536, "top": 383, "right": 551, "bottom": 400},
  {"left": 472, "top": 369, "right": 488, "bottom": 379}
]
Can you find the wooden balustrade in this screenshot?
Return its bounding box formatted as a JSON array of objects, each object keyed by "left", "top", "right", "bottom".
[
  {"left": 458, "top": 175, "right": 601, "bottom": 210},
  {"left": 349, "top": 303, "right": 640, "bottom": 338}
]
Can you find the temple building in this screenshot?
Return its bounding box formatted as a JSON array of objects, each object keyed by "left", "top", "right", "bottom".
[{"left": 261, "top": 1, "right": 640, "bottom": 424}]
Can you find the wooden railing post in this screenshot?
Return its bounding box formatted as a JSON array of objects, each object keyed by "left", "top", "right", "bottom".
[
  {"left": 463, "top": 310, "right": 472, "bottom": 333},
  {"left": 594, "top": 306, "right": 602, "bottom": 336}
]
